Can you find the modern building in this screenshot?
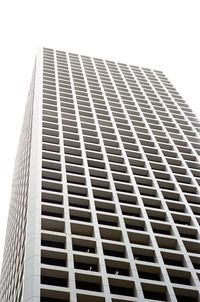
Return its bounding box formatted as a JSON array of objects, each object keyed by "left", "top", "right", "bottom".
[{"left": 1, "top": 47, "right": 200, "bottom": 302}]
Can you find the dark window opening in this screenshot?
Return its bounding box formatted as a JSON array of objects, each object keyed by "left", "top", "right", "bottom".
[
  {"left": 41, "top": 240, "right": 65, "bottom": 249},
  {"left": 74, "top": 262, "right": 98, "bottom": 272},
  {"left": 109, "top": 285, "right": 134, "bottom": 297},
  {"left": 133, "top": 253, "right": 155, "bottom": 263},
  {"left": 138, "top": 271, "right": 160, "bottom": 281},
  {"left": 169, "top": 275, "right": 191, "bottom": 285},
  {"left": 73, "top": 244, "right": 95, "bottom": 254},
  {"left": 143, "top": 290, "right": 167, "bottom": 301},
  {"left": 76, "top": 281, "right": 101, "bottom": 292},
  {"left": 163, "top": 258, "right": 183, "bottom": 267},
  {"left": 153, "top": 228, "right": 171, "bottom": 235},
  {"left": 191, "top": 260, "right": 200, "bottom": 269},
  {"left": 42, "top": 210, "right": 63, "bottom": 218},
  {"left": 41, "top": 257, "right": 66, "bottom": 267},
  {"left": 96, "top": 206, "right": 115, "bottom": 213},
  {"left": 176, "top": 295, "right": 198, "bottom": 302},
  {"left": 98, "top": 220, "right": 118, "bottom": 227},
  {"left": 179, "top": 232, "right": 197, "bottom": 240},
  {"left": 122, "top": 210, "right": 140, "bottom": 217},
  {"left": 42, "top": 184, "right": 62, "bottom": 193},
  {"left": 148, "top": 215, "right": 165, "bottom": 221},
  {"left": 70, "top": 215, "right": 91, "bottom": 223},
  {"left": 41, "top": 276, "right": 67, "bottom": 287},
  {"left": 125, "top": 223, "right": 144, "bottom": 231},
  {"left": 106, "top": 266, "right": 129, "bottom": 276},
  {"left": 41, "top": 298, "right": 68, "bottom": 302},
  {"left": 103, "top": 249, "right": 125, "bottom": 258}
]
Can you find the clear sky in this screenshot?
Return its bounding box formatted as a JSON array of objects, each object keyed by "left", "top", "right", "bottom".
[{"left": 0, "top": 0, "right": 200, "bottom": 267}]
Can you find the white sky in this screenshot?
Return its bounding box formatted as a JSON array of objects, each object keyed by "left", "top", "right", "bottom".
[{"left": 0, "top": 0, "right": 200, "bottom": 267}]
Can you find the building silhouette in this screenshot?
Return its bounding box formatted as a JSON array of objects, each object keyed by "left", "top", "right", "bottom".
[{"left": 1, "top": 47, "right": 200, "bottom": 302}]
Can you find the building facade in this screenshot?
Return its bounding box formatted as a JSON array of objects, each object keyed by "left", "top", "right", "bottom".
[{"left": 1, "top": 47, "right": 200, "bottom": 302}]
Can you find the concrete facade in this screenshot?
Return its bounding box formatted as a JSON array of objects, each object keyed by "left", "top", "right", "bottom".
[{"left": 1, "top": 47, "right": 200, "bottom": 302}]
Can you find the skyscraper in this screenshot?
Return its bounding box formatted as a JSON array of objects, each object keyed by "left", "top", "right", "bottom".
[{"left": 1, "top": 47, "right": 200, "bottom": 302}]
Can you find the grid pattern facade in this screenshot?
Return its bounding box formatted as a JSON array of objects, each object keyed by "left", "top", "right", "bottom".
[
  {"left": 1, "top": 47, "right": 200, "bottom": 302},
  {"left": 40, "top": 48, "right": 200, "bottom": 302},
  {"left": 0, "top": 67, "right": 35, "bottom": 302}
]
